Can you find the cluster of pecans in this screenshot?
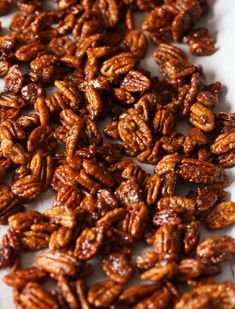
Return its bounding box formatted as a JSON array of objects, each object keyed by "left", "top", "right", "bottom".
[{"left": 0, "top": 0, "right": 235, "bottom": 308}]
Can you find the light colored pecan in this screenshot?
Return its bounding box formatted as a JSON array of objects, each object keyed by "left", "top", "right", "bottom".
[
  {"left": 115, "top": 179, "right": 143, "bottom": 206},
  {"left": 3, "top": 267, "right": 46, "bottom": 289},
  {"left": 124, "top": 30, "right": 147, "bottom": 58},
  {"left": 211, "top": 128, "right": 235, "bottom": 155},
  {"left": 121, "top": 70, "right": 151, "bottom": 93},
  {"left": 100, "top": 52, "right": 137, "bottom": 78},
  {"left": 196, "top": 235, "right": 235, "bottom": 264},
  {"left": 205, "top": 201, "right": 235, "bottom": 230},
  {"left": 55, "top": 80, "right": 82, "bottom": 108},
  {"left": 27, "top": 125, "right": 56, "bottom": 154},
  {"left": 177, "top": 158, "right": 226, "bottom": 184},
  {"left": 0, "top": 119, "right": 26, "bottom": 142},
  {"left": 74, "top": 226, "right": 105, "bottom": 260},
  {"left": 36, "top": 252, "right": 82, "bottom": 277},
  {"left": 44, "top": 206, "right": 76, "bottom": 229},
  {"left": 153, "top": 225, "right": 181, "bottom": 262},
  {"left": 49, "top": 227, "right": 74, "bottom": 252},
  {"left": 102, "top": 253, "right": 133, "bottom": 283},
  {"left": 175, "top": 282, "right": 235, "bottom": 309},
  {"left": 87, "top": 279, "right": 123, "bottom": 307},
  {"left": 11, "top": 174, "right": 42, "bottom": 201},
  {"left": 57, "top": 275, "right": 79, "bottom": 309},
  {"left": 21, "top": 231, "right": 49, "bottom": 251},
  {"left": 8, "top": 210, "right": 44, "bottom": 231},
  {"left": 20, "top": 282, "right": 59, "bottom": 309},
  {"left": 118, "top": 111, "right": 152, "bottom": 154}
]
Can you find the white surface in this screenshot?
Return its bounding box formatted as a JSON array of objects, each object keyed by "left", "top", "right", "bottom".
[{"left": 0, "top": 0, "right": 235, "bottom": 308}]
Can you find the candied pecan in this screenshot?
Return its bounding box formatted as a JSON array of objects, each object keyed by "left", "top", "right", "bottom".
[
  {"left": 172, "top": 10, "right": 192, "bottom": 42},
  {"left": 15, "top": 42, "right": 46, "bottom": 62},
  {"left": 122, "top": 202, "right": 149, "bottom": 240},
  {"left": 4, "top": 65, "right": 24, "bottom": 94},
  {"left": 82, "top": 159, "right": 115, "bottom": 188},
  {"left": 156, "top": 195, "right": 196, "bottom": 222},
  {"left": 0, "top": 184, "right": 22, "bottom": 224},
  {"left": 11, "top": 175, "right": 42, "bottom": 201},
  {"left": 190, "top": 102, "right": 215, "bottom": 132},
  {"left": 211, "top": 128, "right": 235, "bottom": 155},
  {"left": 144, "top": 175, "right": 161, "bottom": 206},
  {"left": 136, "top": 251, "right": 160, "bottom": 272},
  {"left": 8, "top": 210, "right": 44, "bottom": 231},
  {"left": 57, "top": 275, "right": 79, "bottom": 309},
  {"left": 98, "top": 0, "right": 119, "bottom": 28},
  {"left": 1, "top": 139, "right": 29, "bottom": 165},
  {"left": 121, "top": 70, "right": 151, "bottom": 93},
  {"left": 0, "top": 245, "right": 16, "bottom": 269},
  {"left": 49, "top": 227, "right": 74, "bottom": 252},
  {"left": 36, "top": 252, "right": 82, "bottom": 277},
  {"left": 196, "top": 235, "right": 235, "bottom": 264},
  {"left": 102, "top": 253, "right": 133, "bottom": 283},
  {"left": 133, "top": 286, "right": 172, "bottom": 309},
  {"left": 205, "top": 201, "right": 235, "bottom": 230},
  {"left": 53, "top": 185, "right": 82, "bottom": 209},
  {"left": 177, "top": 158, "right": 226, "bottom": 184},
  {"left": 177, "top": 258, "right": 222, "bottom": 282},
  {"left": 55, "top": 80, "right": 82, "bottom": 108},
  {"left": 0, "top": 92, "right": 25, "bottom": 109},
  {"left": 74, "top": 226, "right": 105, "bottom": 260},
  {"left": 30, "top": 154, "right": 54, "bottom": 190},
  {"left": 153, "top": 225, "right": 181, "bottom": 261},
  {"left": 44, "top": 206, "right": 76, "bottom": 229},
  {"left": 184, "top": 128, "right": 208, "bottom": 154},
  {"left": 160, "top": 171, "right": 177, "bottom": 197},
  {"left": 0, "top": 119, "right": 26, "bottom": 141},
  {"left": 140, "top": 260, "right": 178, "bottom": 282},
  {"left": 118, "top": 110, "right": 152, "bottom": 154},
  {"left": 20, "top": 230, "right": 49, "bottom": 251},
  {"left": 17, "top": 0, "right": 42, "bottom": 14},
  {"left": 153, "top": 106, "right": 176, "bottom": 135},
  {"left": 84, "top": 85, "right": 103, "bottom": 119},
  {"left": 17, "top": 113, "right": 40, "bottom": 129},
  {"left": 142, "top": 7, "right": 175, "bottom": 43},
  {"left": 119, "top": 283, "right": 161, "bottom": 304},
  {"left": 183, "top": 28, "right": 216, "bottom": 56},
  {"left": 20, "top": 282, "right": 59, "bottom": 308},
  {"left": 100, "top": 52, "right": 137, "bottom": 78},
  {"left": 27, "top": 125, "right": 56, "bottom": 154},
  {"left": 115, "top": 179, "right": 143, "bottom": 206},
  {"left": 183, "top": 220, "right": 200, "bottom": 255},
  {"left": 97, "top": 208, "right": 126, "bottom": 227},
  {"left": 155, "top": 153, "right": 181, "bottom": 175},
  {"left": 124, "top": 30, "right": 147, "bottom": 58},
  {"left": 195, "top": 187, "right": 219, "bottom": 213},
  {"left": 175, "top": 282, "right": 235, "bottom": 309},
  {"left": 88, "top": 279, "right": 123, "bottom": 307},
  {"left": 3, "top": 267, "right": 46, "bottom": 289}
]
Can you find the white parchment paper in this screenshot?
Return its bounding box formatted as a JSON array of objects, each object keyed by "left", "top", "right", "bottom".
[{"left": 0, "top": 0, "right": 235, "bottom": 308}]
